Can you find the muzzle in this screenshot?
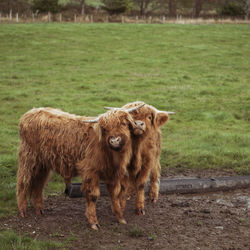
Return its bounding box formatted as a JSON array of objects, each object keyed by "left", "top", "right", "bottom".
[{"left": 108, "top": 135, "right": 125, "bottom": 151}]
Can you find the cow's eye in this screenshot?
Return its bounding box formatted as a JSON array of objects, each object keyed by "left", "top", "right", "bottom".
[
  {"left": 101, "top": 127, "right": 107, "bottom": 134},
  {"left": 121, "top": 121, "right": 127, "bottom": 126},
  {"left": 148, "top": 115, "right": 152, "bottom": 120}
]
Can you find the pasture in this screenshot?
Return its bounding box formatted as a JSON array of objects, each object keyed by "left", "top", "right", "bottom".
[{"left": 0, "top": 23, "right": 249, "bottom": 248}]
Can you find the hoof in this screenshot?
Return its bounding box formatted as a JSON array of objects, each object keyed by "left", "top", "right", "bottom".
[
  {"left": 19, "top": 210, "right": 27, "bottom": 218},
  {"left": 91, "top": 224, "right": 100, "bottom": 230},
  {"left": 136, "top": 209, "right": 145, "bottom": 216},
  {"left": 35, "top": 209, "right": 44, "bottom": 215},
  {"left": 64, "top": 187, "right": 69, "bottom": 195},
  {"left": 118, "top": 218, "right": 127, "bottom": 224},
  {"left": 151, "top": 198, "right": 158, "bottom": 203}
]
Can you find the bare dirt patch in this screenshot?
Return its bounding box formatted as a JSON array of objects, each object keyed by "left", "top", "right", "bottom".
[
  {"left": 1, "top": 171, "right": 250, "bottom": 249},
  {"left": 1, "top": 190, "right": 250, "bottom": 249}
]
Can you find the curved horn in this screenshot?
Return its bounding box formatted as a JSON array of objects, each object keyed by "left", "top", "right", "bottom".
[
  {"left": 104, "top": 103, "right": 145, "bottom": 112},
  {"left": 104, "top": 107, "right": 121, "bottom": 111},
  {"left": 82, "top": 117, "right": 99, "bottom": 123},
  {"left": 105, "top": 105, "right": 174, "bottom": 115},
  {"left": 155, "top": 108, "right": 175, "bottom": 115},
  {"left": 127, "top": 103, "right": 145, "bottom": 113}
]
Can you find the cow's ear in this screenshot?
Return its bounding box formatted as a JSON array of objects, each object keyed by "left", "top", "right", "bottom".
[{"left": 156, "top": 112, "right": 169, "bottom": 127}]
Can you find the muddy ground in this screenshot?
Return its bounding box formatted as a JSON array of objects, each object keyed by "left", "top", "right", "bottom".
[{"left": 1, "top": 171, "right": 250, "bottom": 249}]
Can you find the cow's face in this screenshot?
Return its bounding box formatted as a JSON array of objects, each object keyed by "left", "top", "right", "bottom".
[
  {"left": 123, "top": 102, "right": 169, "bottom": 136},
  {"left": 97, "top": 110, "right": 134, "bottom": 152}
]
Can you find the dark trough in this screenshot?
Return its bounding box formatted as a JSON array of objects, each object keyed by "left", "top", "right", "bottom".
[{"left": 65, "top": 176, "right": 250, "bottom": 198}]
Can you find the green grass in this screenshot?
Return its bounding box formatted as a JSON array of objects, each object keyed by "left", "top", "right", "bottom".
[
  {"left": 0, "top": 230, "right": 63, "bottom": 250},
  {"left": 128, "top": 226, "right": 144, "bottom": 238},
  {"left": 0, "top": 23, "right": 249, "bottom": 219}
]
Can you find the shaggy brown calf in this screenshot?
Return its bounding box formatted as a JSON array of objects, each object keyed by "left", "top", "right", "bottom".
[
  {"left": 17, "top": 106, "right": 143, "bottom": 229},
  {"left": 77, "top": 109, "right": 140, "bottom": 229},
  {"left": 106, "top": 102, "right": 173, "bottom": 215}
]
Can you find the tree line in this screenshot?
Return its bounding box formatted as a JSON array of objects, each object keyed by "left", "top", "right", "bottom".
[{"left": 0, "top": 0, "right": 249, "bottom": 18}]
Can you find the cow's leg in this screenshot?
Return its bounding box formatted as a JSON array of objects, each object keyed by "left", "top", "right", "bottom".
[
  {"left": 149, "top": 160, "right": 161, "bottom": 203},
  {"left": 30, "top": 167, "right": 50, "bottom": 215},
  {"left": 135, "top": 165, "right": 151, "bottom": 216},
  {"left": 17, "top": 181, "right": 28, "bottom": 218},
  {"left": 126, "top": 174, "right": 135, "bottom": 200},
  {"left": 119, "top": 176, "right": 129, "bottom": 213},
  {"left": 83, "top": 176, "right": 100, "bottom": 230},
  {"left": 17, "top": 146, "right": 36, "bottom": 217},
  {"left": 64, "top": 177, "right": 72, "bottom": 195},
  {"left": 107, "top": 182, "right": 126, "bottom": 224}
]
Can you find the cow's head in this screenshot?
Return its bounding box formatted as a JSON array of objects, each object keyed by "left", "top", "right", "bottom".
[
  {"left": 98, "top": 110, "right": 135, "bottom": 151},
  {"left": 105, "top": 101, "right": 174, "bottom": 136},
  {"left": 84, "top": 104, "right": 145, "bottom": 152}
]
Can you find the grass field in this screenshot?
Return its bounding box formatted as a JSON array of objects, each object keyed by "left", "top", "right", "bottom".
[
  {"left": 0, "top": 230, "right": 63, "bottom": 250},
  {"left": 0, "top": 23, "right": 249, "bottom": 224}
]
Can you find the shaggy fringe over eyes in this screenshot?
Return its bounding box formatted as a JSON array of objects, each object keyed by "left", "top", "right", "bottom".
[
  {"left": 99, "top": 110, "right": 132, "bottom": 129},
  {"left": 93, "top": 110, "right": 133, "bottom": 142},
  {"left": 122, "top": 102, "right": 169, "bottom": 127}
]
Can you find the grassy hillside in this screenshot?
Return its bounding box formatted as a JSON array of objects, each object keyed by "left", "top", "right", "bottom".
[{"left": 0, "top": 23, "right": 249, "bottom": 217}]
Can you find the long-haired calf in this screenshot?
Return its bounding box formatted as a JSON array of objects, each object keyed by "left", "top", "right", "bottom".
[
  {"left": 77, "top": 109, "right": 139, "bottom": 229},
  {"left": 17, "top": 107, "right": 96, "bottom": 217},
  {"left": 106, "top": 102, "right": 173, "bottom": 215}
]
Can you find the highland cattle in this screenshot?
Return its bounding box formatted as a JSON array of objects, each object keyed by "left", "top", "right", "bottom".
[
  {"left": 17, "top": 105, "right": 144, "bottom": 229},
  {"left": 105, "top": 101, "right": 174, "bottom": 215}
]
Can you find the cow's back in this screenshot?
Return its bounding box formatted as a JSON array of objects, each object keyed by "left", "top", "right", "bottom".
[{"left": 19, "top": 107, "right": 90, "bottom": 175}]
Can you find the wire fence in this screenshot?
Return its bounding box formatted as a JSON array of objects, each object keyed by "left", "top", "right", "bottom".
[{"left": 0, "top": 12, "right": 249, "bottom": 24}]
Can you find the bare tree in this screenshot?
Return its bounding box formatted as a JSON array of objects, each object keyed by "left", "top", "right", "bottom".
[
  {"left": 81, "top": 0, "right": 86, "bottom": 15},
  {"left": 168, "top": 0, "right": 176, "bottom": 17},
  {"left": 141, "top": 0, "right": 150, "bottom": 15},
  {"left": 133, "top": 0, "right": 151, "bottom": 15},
  {"left": 244, "top": 0, "right": 250, "bottom": 18},
  {"left": 0, "top": 0, "right": 30, "bottom": 14},
  {"left": 193, "top": 0, "right": 205, "bottom": 18}
]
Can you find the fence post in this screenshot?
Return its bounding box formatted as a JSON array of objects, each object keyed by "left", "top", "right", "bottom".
[
  {"left": 48, "top": 12, "right": 51, "bottom": 22},
  {"left": 90, "top": 15, "right": 93, "bottom": 23},
  {"left": 149, "top": 16, "right": 152, "bottom": 24},
  {"left": 32, "top": 13, "right": 35, "bottom": 22},
  {"left": 74, "top": 14, "right": 76, "bottom": 23},
  {"left": 162, "top": 16, "right": 165, "bottom": 24},
  {"left": 16, "top": 13, "right": 19, "bottom": 23},
  {"left": 121, "top": 16, "right": 124, "bottom": 24},
  {"left": 59, "top": 13, "right": 62, "bottom": 22},
  {"left": 10, "top": 9, "right": 12, "bottom": 20},
  {"left": 106, "top": 16, "right": 109, "bottom": 23},
  {"left": 136, "top": 16, "right": 138, "bottom": 23}
]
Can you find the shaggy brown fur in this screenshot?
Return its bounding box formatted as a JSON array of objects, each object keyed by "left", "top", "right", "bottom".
[
  {"left": 122, "top": 102, "right": 169, "bottom": 215},
  {"left": 76, "top": 109, "right": 135, "bottom": 229},
  {"left": 17, "top": 108, "right": 93, "bottom": 217},
  {"left": 17, "top": 108, "right": 135, "bottom": 229}
]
